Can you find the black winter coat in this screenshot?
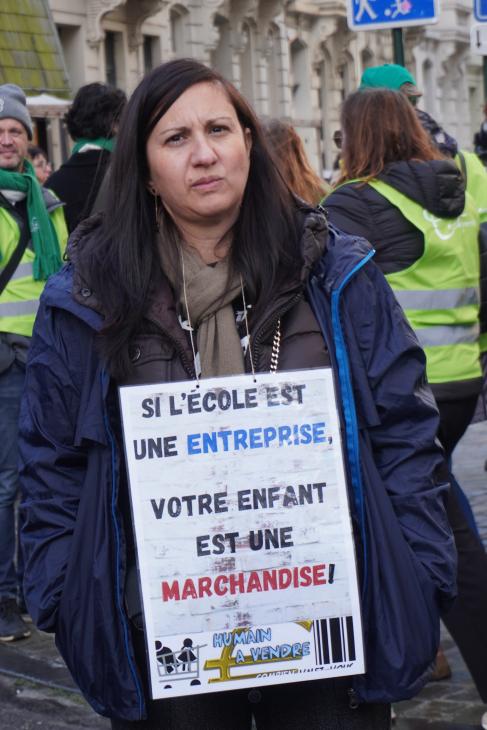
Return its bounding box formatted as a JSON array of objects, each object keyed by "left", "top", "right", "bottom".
[
  {"left": 325, "top": 159, "right": 466, "bottom": 276},
  {"left": 47, "top": 149, "right": 111, "bottom": 233}
]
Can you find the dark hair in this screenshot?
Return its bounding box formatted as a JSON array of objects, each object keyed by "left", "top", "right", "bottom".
[
  {"left": 81, "top": 58, "right": 301, "bottom": 378},
  {"left": 64, "top": 83, "right": 127, "bottom": 140},
  {"left": 263, "top": 119, "right": 329, "bottom": 205},
  {"left": 339, "top": 88, "right": 443, "bottom": 182},
  {"left": 27, "top": 144, "right": 47, "bottom": 160}
]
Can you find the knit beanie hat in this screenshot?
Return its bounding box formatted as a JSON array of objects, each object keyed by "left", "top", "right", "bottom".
[
  {"left": 0, "top": 84, "right": 33, "bottom": 139},
  {"left": 360, "top": 64, "right": 421, "bottom": 97}
]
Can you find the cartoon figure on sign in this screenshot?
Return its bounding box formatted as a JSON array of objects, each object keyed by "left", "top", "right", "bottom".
[
  {"left": 155, "top": 641, "right": 177, "bottom": 674},
  {"left": 178, "top": 638, "right": 197, "bottom": 671},
  {"left": 155, "top": 636, "right": 206, "bottom": 685},
  {"left": 355, "top": 0, "right": 378, "bottom": 21},
  {"left": 385, "top": 0, "right": 413, "bottom": 17}
]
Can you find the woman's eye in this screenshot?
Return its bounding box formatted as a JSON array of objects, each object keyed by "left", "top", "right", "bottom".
[
  {"left": 166, "top": 133, "right": 184, "bottom": 145},
  {"left": 210, "top": 125, "right": 228, "bottom": 134}
]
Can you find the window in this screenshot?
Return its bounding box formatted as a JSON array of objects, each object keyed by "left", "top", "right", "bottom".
[
  {"left": 266, "top": 26, "right": 280, "bottom": 116},
  {"left": 240, "top": 22, "right": 254, "bottom": 100},
  {"left": 170, "top": 6, "right": 188, "bottom": 56},
  {"left": 56, "top": 24, "right": 84, "bottom": 92},
  {"left": 105, "top": 31, "right": 117, "bottom": 86},
  {"left": 143, "top": 35, "right": 160, "bottom": 74},
  {"left": 210, "top": 15, "right": 232, "bottom": 76},
  {"left": 290, "top": 39, "right": 311, "bottom": 118},
  {"left": 104, "top": 30, "right": 125, "bottom": 88}
]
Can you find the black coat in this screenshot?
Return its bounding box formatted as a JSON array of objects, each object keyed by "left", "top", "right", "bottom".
[
  {"left": 325, "top": 159, "right": 466, "bottom": 275},
  {"left": 47, "top": 149, "right": 111, "bottom": 233}
]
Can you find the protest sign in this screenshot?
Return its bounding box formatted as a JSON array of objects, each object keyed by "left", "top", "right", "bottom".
[{"left": 119, "top": 368, "right": 364, "bottom": 699}]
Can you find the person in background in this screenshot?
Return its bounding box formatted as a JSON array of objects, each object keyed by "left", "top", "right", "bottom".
[
  {"left": 27, "top": 145, "right": 52, "bottom": 186},
  {"left": 0, "top": 83, "right": 67, "bottom": 642},
  {"left": 359, "top": 63, "right": 487, "bottom": 394},
  {"left": 359, "top": 64, "right": 458, "bottom": 157},
  {"left": 324, "top": 87, "right": 487, "bottom": 727},
  {"left": 473, "top": 103, "right": 487, "bottom": 166},
  {"left": 359, "top": 61, "right": 487, "bottom": 676},
  {"left": 19, "top": 59, "right": 455, "bottom": 728},
  {"left": 262, "top": 119, "right": 329, "bottom": 204},
  {"left": 47, "top": 82, "right": 126, "bottom": 233}
]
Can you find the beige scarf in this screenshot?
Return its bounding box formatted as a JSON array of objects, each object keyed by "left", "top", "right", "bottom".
[{"left": 158, "top": 238, "right": 245, "bottom": 378}]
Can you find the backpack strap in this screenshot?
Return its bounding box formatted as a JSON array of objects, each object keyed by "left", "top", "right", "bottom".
[{"left": 0, "top": 222, "right": 30, "bottom": 296}]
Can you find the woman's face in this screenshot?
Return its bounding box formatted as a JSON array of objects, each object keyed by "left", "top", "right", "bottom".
[
  {"left": 31, "top": 153, "right": 52, "bottom": 185},
  {"left": 146, "top": 81, "right": 251, "bottom": 232}
]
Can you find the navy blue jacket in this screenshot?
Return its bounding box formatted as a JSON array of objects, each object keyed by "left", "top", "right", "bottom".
[{"left": 19, "top": 221, "right": 456, "bottom": 720}]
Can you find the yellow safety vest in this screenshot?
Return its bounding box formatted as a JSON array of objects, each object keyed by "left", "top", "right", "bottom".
[
  {"left": 455, "top": 150, "right": 487, "bottom": 354},
  {"left": 0, "top": 203, "right": 68, "bottom": 337},
  {"left": 367, "top": 180, "right": 481, "bottom": 385}
]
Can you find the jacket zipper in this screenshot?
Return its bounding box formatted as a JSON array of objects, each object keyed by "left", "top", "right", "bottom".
[
  {"left": 307, "top": 247, "right": 375, "bottom": 597},
  {"left": 250, "top": 291, "right": 303, "bottom": 371}
]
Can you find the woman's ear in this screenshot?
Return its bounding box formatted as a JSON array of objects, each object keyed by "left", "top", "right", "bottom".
[{"left": 147, "top": 182, "right": 157, "bottom": 196}]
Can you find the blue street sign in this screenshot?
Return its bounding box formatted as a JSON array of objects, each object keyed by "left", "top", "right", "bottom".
[
  {"left": 475, "top": 0, "right": 487, "bottom": 22},
  {"left": 347, "top": 0, "right": 439, "bottom": 30}
]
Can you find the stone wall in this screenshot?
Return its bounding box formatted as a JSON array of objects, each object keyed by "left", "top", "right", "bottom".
[{"left": 48, "top": 0, "right": 484, "bottom": 171}]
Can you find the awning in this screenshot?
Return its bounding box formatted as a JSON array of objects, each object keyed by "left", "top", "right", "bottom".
[{"left": 26, "top": 92, "right": 71, "bottom": 118}]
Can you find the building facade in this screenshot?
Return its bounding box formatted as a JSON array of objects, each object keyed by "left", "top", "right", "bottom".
[{"left": 47, "top": 0, "right": 484, "bottom": 171}]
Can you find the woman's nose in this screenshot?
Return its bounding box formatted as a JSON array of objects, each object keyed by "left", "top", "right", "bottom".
[{"left": 191, "top": 135, "right": 217, "bottom": 165}]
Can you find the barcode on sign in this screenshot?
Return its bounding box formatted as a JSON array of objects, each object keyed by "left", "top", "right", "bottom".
[{"left": 313, "top": 616, "right": 356, "bottom": 665}]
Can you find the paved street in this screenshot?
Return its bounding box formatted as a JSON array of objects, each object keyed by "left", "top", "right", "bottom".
[
  {"left": 0, "top": 421, "right": 486, "bottom": 729},
  {"left": 395, "top": 420, "right": 487, "bottom": 730}
]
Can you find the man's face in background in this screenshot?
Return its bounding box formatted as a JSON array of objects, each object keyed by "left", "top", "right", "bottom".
[{"left": 0, "top": 118, "right": 28, "bottom": 171}]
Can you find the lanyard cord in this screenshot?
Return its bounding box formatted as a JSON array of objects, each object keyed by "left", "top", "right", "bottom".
[
  {"left": 240, "top": 274, "right": 256, "bottom": 382},
  {"left": 179, "top": 247, "right": 200, "bottom": 387},
  {"left": 179, "top": 249, "right": 280, "bottom": 381}
]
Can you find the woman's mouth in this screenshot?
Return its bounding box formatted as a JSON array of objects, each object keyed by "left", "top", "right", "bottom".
[{"left": 191, "top": 176, "right": 223, "bottom": 191}]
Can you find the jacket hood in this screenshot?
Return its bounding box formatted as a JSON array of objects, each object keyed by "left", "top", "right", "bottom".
[
  {"left": 295, "top": 201, "right": 328, "bottom": 280},
  {"left": 40, "top": 214, "right": 104, "bottom": 331},
  {"left": 295, "top": 200, "right": 373, "bottom": 290},
  {"left": 378, "top": 159, "right": 465, "bottom": 218},
  {"left": 42, "top": 186, "right": 65, "bottom": 212}
]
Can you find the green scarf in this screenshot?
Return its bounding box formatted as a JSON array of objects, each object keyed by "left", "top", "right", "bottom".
[
  {"left": 0, "top": 159, "right": 62, "bottom": 280},
  {"left": 71, "top": 137, "right": 115, "bottom": 155}
]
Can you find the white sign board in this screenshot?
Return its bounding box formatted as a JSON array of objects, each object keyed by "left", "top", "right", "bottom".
[
  {"left": 470, "top": 24, "right": 487, "bottom": 55},
  {"left": 119, "top": 369, "right": 364, "bottom": 699}
]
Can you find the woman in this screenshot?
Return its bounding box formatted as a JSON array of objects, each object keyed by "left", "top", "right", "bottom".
[
  {"left": 325, "top": 87, "right": 487, "bottom": 709},
  {"left": 19, "top": 61, "right": 455, "bottom": 729},
  {"left": 262, "top": 119, "right": 329, "bottom": 204},
  {"left": 46, "top": 83, "right": 126, "bottom": 232},
  {"left": 27, "top": 145, "right": 52, "bottom": 185},
  {"left": 326, "top": 88, "right": 482, "bottom": 453}
]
